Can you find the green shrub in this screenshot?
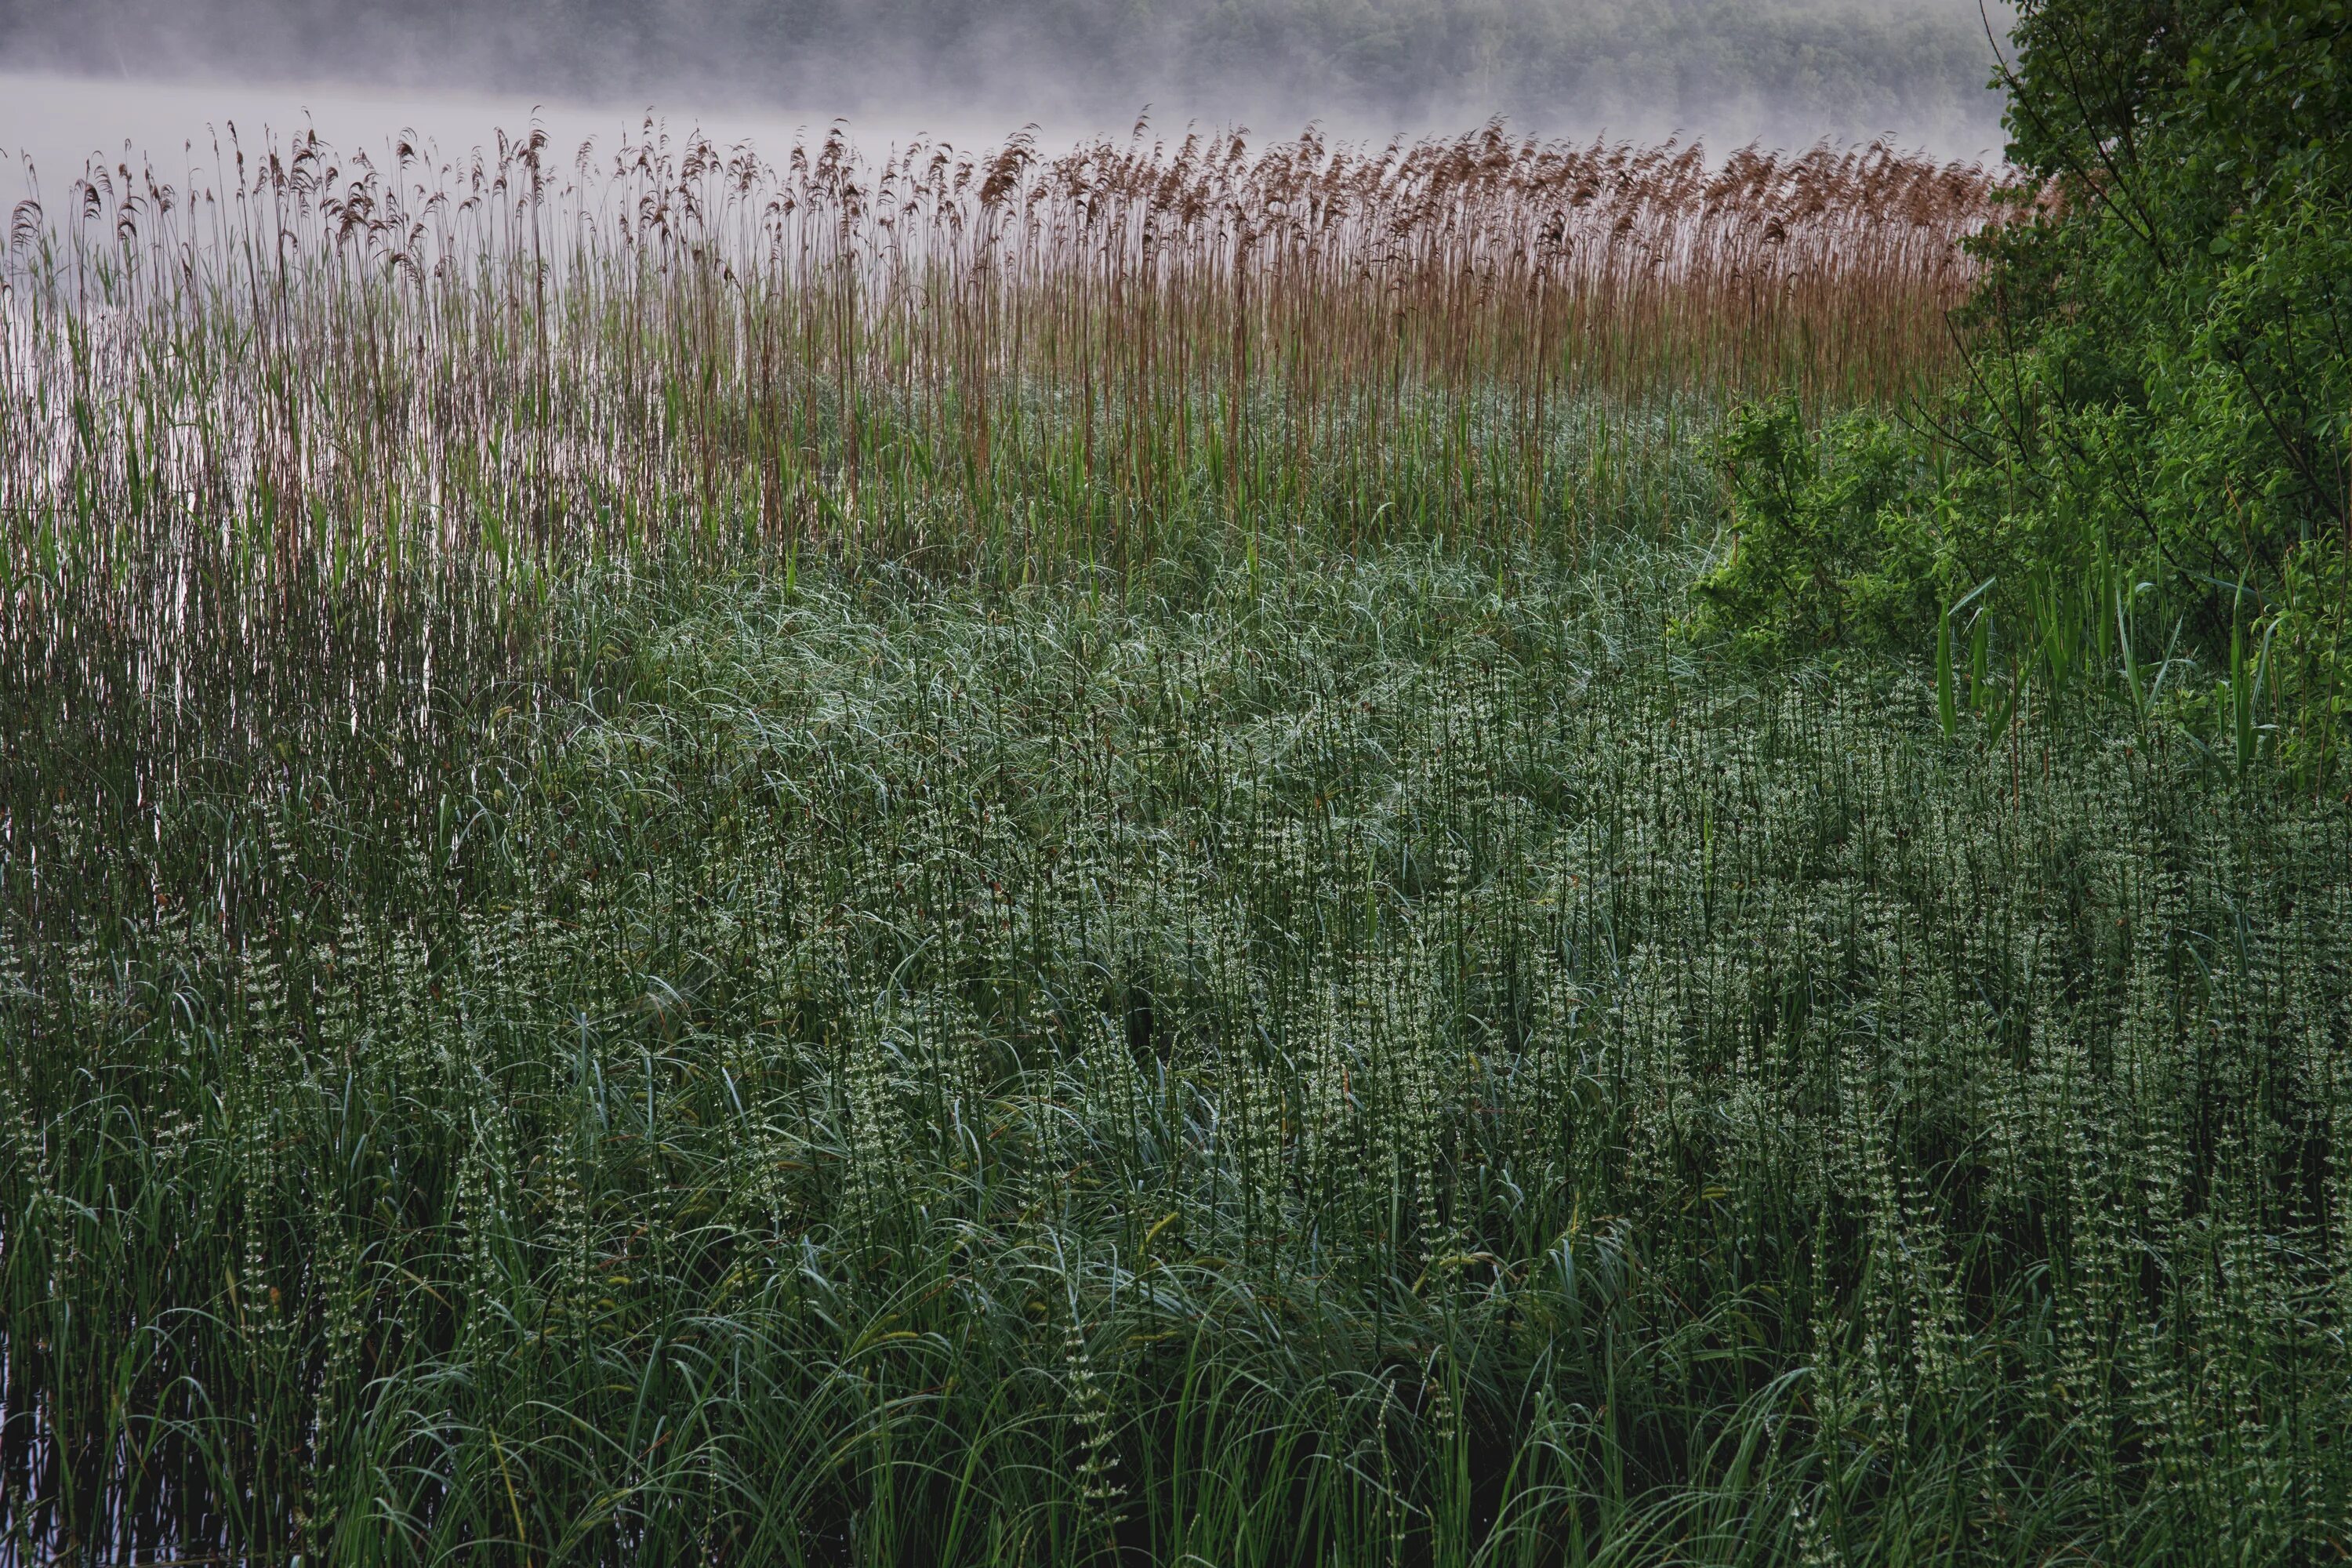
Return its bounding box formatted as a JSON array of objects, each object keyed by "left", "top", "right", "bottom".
[
  {"left": 1690, "top": 0, "right": 2352, "bottom": 776},
  {"left": 1688, "top": 399, "right": 1946, "bottom": 655}
]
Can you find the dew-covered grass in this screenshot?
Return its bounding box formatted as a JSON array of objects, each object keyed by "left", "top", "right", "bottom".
[{"left": 6, "top": 522, "right": 2351, "bottom": 1563}]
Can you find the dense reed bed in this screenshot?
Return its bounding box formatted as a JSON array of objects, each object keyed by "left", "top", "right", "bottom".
[
  {"left": 1, "top": 119, "right": 2000, "bottom": 573},
  {"left": 0, "top": 122, "right": 2007, "bottom": 817}
]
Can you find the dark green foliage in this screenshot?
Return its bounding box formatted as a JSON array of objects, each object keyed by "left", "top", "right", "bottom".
[
  {"left": 1969, "top": 0, "right": 2352, "bottom": 769},
  {"left": 1695, "top": 0, "right": 2352, "bottom": 772},
  {"left": 1971, "top": 0, "right": 2352, "bottom": 580}
]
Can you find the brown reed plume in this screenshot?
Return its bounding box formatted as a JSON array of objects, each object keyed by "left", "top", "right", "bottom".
[{"left": 1, "top": 118, "right": 2009, "bottom": 566}]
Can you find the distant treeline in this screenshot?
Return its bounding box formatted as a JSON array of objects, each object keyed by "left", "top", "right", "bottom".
[{"left": 1, "top": 0, "right": 2008, "bottom": 149}]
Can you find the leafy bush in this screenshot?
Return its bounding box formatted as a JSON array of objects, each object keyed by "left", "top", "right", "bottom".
[
  {"left": 1695, "top": 0, "right": 2352, "bottom": 775},
  {"left": 1689, "top": 399, "right": 1947, "bottom": 655}
]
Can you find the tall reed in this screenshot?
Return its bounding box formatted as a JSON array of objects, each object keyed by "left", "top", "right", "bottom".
[{"left": 2, "top": 118, "right": 2005, "bottom": 575}]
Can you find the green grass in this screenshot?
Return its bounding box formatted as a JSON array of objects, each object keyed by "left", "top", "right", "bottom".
[{"left": 6, "top": 510, "right": 2352, "bottom": 1563}]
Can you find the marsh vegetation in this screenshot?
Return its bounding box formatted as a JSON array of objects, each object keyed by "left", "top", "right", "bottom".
[{"left": 5, "top": 5, "right": 2352, "bottom": 1556}]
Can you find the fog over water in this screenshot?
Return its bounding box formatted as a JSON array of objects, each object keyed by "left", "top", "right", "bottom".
[
  {"left": 2, "top": 0, "right": 2016, "bottom": 207},
  {"left": 0, "top": 70, "right": 1011, "bottom": 209}
]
